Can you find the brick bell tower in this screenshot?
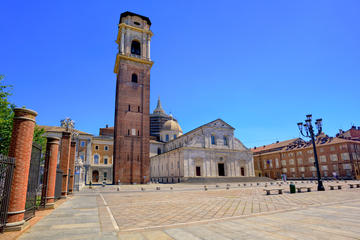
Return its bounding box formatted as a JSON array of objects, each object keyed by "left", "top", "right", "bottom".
[{"left": 113, "top": 12, "right": 153, "bottom": 184}]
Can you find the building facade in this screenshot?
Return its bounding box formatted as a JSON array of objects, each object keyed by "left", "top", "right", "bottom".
[
  {"left": 150, "top": 119, "right": 255, "bottom": 183},
  {"left": 113, "top": 11, "right": 153, "bottom": 184},
  {"left": 252, "top": 127, "right": 360, "bottom": 180},
  {"left": 89, "top": 136, "right": 113, "bottom": 184}
]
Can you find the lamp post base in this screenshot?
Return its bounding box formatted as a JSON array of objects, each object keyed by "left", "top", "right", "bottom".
[{"left": 317, "top": 180, "right": 325, "bottom": 191}]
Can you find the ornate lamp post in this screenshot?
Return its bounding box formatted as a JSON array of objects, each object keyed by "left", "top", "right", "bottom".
[{"left": 297, "top": 114, "right": 325, "bottom": 191}]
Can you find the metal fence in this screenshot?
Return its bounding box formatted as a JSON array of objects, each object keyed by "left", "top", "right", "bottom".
[
  {"left": 54, "top": 169, "right": 63, "bottom": 199},
  {"left": 0, "top": 154, "right": 15, "bottom": 233},
  {"left": 24, "top": 143, "right": 41, "bottom": 221}
]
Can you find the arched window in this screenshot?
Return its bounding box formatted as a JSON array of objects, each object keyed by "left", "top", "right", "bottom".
[
  {"left": 166, "top": 135, "right": 169, "bottom": 142},
  {"left": 131, "top": 74, "right": 138, "bottom": 83},
  {"left": 94, "top": 155, "right": 99, "bottom": 164},
  {"left": 104, "top": 157, "right": 108, "bottom": 164},
  {"left": 131, "top": 40, "right": 141, "bottom": 55},
  {"left": 157, "top": 148, "right": 162, "bottom": 155}
]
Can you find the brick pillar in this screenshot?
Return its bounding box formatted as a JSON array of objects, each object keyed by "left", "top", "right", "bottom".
[
  {"left": 6, "top": 108, "right": 37, "bottom": 231},
  {"left": 68, "top": 141, "right": 76, "bottom": 194},
  {"left": 42, "top": 137, "right": 60, "bottom": 209},
  {"left": 59, "top": 131, "right": 71, "bottom": 198}
]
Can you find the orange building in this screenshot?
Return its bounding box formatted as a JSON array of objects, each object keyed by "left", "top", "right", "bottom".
[{"left": 252, "top": 127, "right": 360, "bottom": 180}]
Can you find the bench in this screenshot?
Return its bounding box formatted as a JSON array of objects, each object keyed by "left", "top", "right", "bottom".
[
  {"left": 296, "top": 186, "right": 312, "bottom": 193},
  {"left": 329, "top": 185, "right": 342, "bottom": 190},
  {"left": 264, "top": 188, "right": 284, "bottom": 195},
  {"left": 348, "top": 183, "right": 360, "bottom": 188}
]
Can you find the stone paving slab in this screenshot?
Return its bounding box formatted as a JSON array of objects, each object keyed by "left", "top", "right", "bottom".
[{"left": 18, "top": 181, "right": 360, "bottom": 240}]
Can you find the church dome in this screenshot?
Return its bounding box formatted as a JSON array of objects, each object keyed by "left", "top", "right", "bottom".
[{"left": 162, "top": 119, "right": 182, "bottom": 133}]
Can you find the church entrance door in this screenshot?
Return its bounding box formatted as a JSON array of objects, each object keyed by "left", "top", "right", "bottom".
[
  {"left": 218, "top": 163, "right": 225, "bottom": 176},
  {"left": 92, "top": 170, "right": 99, "bottom": 182},
  {"left": 196, "top": 166, "right": 201, "bottom": 176}
]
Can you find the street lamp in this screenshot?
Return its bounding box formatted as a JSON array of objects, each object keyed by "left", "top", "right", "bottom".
[{"left": 297, "top": 114, "right": 325, "bottom": 191}]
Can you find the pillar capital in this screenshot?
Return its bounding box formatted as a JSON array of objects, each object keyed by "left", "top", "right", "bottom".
[
  {"left": 47, "top": 137, "right": 60, "bottom": 145},
  {"left": 13, "top": 108, "right": 37, "bottom": 122},
  {"left": 62, "top": 131, "right": 71, "bottom": 138}
]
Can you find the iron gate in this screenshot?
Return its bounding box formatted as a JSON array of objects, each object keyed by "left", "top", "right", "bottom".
[
  {"left": 54, "top": 169, "right": 63, "bottom": 199},
  {"left": 24, "top": 143, "right": 41, "bottom": 221},
  {"left": 0, "top": 154, "right": 15, "bottom": 232}
]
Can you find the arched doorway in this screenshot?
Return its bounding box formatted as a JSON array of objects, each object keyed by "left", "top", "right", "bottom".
[{"left": 92, "top": 170, "right": 99, "bottom": 182}]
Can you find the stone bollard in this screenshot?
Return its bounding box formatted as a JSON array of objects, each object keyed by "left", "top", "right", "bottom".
[
  {"left": 204, "top": 186, "right": 208, "bottom": 191},
  {"left": 117, "top": 187, "right": 120, "bottom": 191},
  {"left": 156, "top": 187, "right": 160, "bottom": 190},
  {"left": 243, "top": 183, "right": 247, "bottom": 187},
  {"left": 238, "top": 184, "right": 241, "bottom": 187},
  {"left": 216, "top": 185, "right": 219, "bottom": 188},
  {"left": 226, "top": 186, "right": 229, "bottom": 190},
  {"left": 6, "top": 108, "right": 37, "bottom": 231},
  {"left": 141, "top": 187, "right": 145, "bottom": 191},
  {"left": 257, "top": 182, "right": 259, "bottom": 186},
  {"left": 170, "top": 187, "right": 173, "bottom": 190}
]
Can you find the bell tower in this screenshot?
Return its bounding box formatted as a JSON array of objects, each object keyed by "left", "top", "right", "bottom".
[{"left": 113, "top": 12, "right": 153, "bottom": 184}]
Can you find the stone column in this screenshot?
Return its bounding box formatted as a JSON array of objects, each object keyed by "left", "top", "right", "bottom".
[
  {"left": 68, "top": 141, "right": 76, "bottom": 194},
  {"left": 120, "top": 28, "right": 125, "bottom": 54},
  {"left": 43, "top": 137, "right": 60, "bottom": 209},
  {"left": 6, "top": 108, "right": 37, "bottom": 231},
  {"left": 147, "top": 36, "right": 151, "bottom": 60},
  {"left": 59, "top": 132, "right": 71, "bottom": 198}
]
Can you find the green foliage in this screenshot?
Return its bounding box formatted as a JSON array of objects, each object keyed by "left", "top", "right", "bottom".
[
  {"left": 0, "top": 75, "right": 46, "bottom": 155},
  {"left": 0, "top": 75, "right": 14, "bottom": 155},
  {"left": 33, "top": 125, "right": 47, "bottom": 152}
]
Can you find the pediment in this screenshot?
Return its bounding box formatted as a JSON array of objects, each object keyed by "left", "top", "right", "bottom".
[{"left": 205, "top": 119, "right": 235, "bottom": 130}]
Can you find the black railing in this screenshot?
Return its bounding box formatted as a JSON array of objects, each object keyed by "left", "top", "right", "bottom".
[
  {"left": 54, "top": 169, "right": 63, "bottom": 199},
  {"left": 24, "top": 143, "right": 41, "bottom": 221},
  {"left": 0, "top": 154, "right": 15, "bottom": 233}
]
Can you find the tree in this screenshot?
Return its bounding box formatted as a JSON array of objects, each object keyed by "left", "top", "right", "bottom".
[
  {"left": 0, "top": 75, "right": 46, "bottom": 155},
  {"left": 0, "top": 75, "right": 15, "bottom": 155}
]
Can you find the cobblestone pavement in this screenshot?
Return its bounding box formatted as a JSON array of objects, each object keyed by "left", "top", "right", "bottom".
[{"left": 19, "top": 180, "right": 360, "bottom": 239}]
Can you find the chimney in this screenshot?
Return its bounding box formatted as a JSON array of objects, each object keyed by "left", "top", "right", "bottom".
[{"left": 106, "top": 124, "right": 108, "bottom": 128}]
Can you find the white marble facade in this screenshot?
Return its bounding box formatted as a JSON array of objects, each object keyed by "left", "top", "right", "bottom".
[{"left": 150, "top": 119, "right": 255, "bottom": 183}]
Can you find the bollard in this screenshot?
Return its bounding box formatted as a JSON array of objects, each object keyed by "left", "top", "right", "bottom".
[
  {"left": 216, "top": 185, "right": 219, "bottom": 188},
  {"left": 141, "top": 187, "right": 145, "bottom": 191},
  {"left": 170, "top": 187, "right": 173, "bottom": 190},
  {"left": 117, "top": 187, "right": 120, "bottom": 191},
  {"left": 290, "top": 183, "right": 296, "bottom": 194}
]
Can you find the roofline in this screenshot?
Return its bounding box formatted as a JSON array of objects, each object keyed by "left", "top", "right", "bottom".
[
  {"left": 163, "top": 119, "right": 235, "bottom": 144},
  {"left": 120, "top": 11, "right": 151, "bottom": 25}
]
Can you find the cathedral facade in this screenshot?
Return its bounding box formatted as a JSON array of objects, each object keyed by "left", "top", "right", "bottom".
[{"left": 149, "top": 103, "right": 255, "bottom": 183}]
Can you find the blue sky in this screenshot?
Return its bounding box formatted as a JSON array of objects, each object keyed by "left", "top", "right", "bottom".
[{"left": 1, "top": 0, "right": 359, "bottom": 147}]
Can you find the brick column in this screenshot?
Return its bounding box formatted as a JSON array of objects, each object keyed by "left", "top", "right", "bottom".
[
  {"left": 6, "top": 108, "right": 37, "bottom": 231},
  {"left": 59, "top": 132, "right": 71, "bottom": 198},
  {"left": 42, "top": 137, "right": 60, "bottom": 209},
  {"left": 68, "top": 141, "right": 76, "bottom": 194}
]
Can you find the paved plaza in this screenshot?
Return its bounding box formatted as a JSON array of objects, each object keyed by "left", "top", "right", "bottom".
[{"left": 19, "top": 181, "right": 360, "bottom": 239}]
